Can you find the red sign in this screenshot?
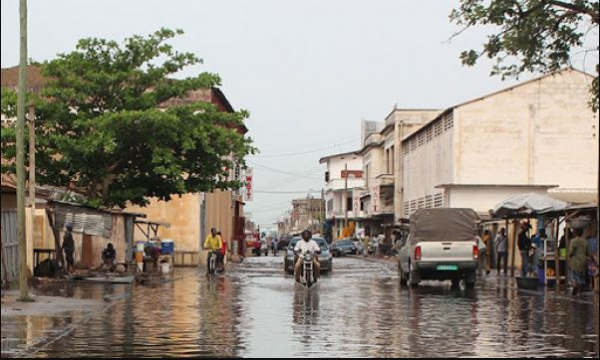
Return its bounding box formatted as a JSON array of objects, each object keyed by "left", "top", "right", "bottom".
[{"left": 245, "top": 168, "right": 253, "bottom": 201}]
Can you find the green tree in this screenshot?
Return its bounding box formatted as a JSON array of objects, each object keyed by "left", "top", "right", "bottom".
[
  {"left": 1, "top": 29, "right": 255, "bottom": 208},
  {"left": 450, "top": 0, "right": 599, "bottom": 111}
]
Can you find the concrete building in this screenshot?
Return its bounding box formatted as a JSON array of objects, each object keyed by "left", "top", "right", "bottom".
[
  {"left": 319, "top": 151, "right": 363, "bottom": 239},
  {"left": 401, "top": 68, "right": 599, "bottom": 217},
  {"left": 290, "top": 198, "right": 324, "bottom": 234}
]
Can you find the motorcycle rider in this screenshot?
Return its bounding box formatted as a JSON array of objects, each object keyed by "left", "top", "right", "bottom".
[{"left": 294, "top": 229, "right": 321, "bottom": 283}]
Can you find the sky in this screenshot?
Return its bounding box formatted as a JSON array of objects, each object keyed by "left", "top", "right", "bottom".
[{"left": 1, "top": 1, "right": 595, "bottom": 229}]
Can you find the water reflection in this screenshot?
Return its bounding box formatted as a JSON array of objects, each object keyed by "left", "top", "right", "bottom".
[{"left": 6, "top": 258, "right": 596, "bottom": 358}]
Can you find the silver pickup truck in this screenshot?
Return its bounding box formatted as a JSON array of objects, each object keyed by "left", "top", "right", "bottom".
[{"left": 398, "top": 208, "right": 479, "bottom": 288}]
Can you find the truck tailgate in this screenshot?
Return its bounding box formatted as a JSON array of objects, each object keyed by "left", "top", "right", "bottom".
[{"left": 419, "top": 241, "right": 475, "bottom": 263}]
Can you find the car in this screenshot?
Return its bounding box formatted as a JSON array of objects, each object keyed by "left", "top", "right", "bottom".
[
  {"left": 246, "top": 235, "right": 262, "bottom": 256},
  {"left": 331, "top": 239, "right": 356, "bottom": 257},
  {"left": 277, "top": 235, "right": 292, "bottom": 251},
  {"left": 284, "top": 237, "right": 332, "bottom": 274},
  {"left": 398, "top": 208, "right": 479, "bottom": 288}
]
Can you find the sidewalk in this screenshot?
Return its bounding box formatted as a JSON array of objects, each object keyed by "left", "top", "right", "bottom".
[{"left": 1, "top": 289, "right": 124, "bottom": 358}]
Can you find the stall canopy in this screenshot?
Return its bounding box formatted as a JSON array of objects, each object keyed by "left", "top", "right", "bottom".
[{"left": 493, "top": 193, "right": 568, "bottom": 218}]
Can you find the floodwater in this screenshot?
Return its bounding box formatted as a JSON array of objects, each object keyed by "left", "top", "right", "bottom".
[{"left": 3, "top": 256, "right": 599, "bottom": 358}]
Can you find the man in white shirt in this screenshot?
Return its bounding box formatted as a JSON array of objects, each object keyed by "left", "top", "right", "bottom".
[{"left": 294, "top": 229, "right": 321, "bottom": 283}]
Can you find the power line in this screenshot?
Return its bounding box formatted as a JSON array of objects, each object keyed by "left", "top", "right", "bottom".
[
  {"left": 254, "top": 190, "right": 321, "bottom": 194},
  {"left": 247, "top": 160, "right": 322, "bottom": 179},
  {"left": 254, "top": 137, "right": 360, "bottom": 158}
]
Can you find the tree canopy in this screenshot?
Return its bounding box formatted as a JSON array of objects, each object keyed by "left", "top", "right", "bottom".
[
  {"left": 451, "top": 0, "right": 599, "bottom": 111},
  {"left": 1, "top": 28, "right": 255, "bottom": 208}
]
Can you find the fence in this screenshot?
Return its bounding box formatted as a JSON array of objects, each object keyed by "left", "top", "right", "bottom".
[{"left": 1, "top": 211, "right": 19, "bottom": 284}]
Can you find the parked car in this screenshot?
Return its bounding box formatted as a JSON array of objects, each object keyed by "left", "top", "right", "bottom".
[
  {"left": 277, "top": 235, "right": 292, "bottom": 251},
  {"left": 331, "top": 239, "right": 356, "bottom": 257},
  {"left": 284, "top": 237, "right": 332, "bottom": 274},
  {"left": 398, "top": 208, "right": 479, "bottom": 288}
]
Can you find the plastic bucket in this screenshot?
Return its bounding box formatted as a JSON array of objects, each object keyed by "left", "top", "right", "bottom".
[
  {"left": 136, "top": 241, "right": 145, "bottom": 252},
  {"left": 161, "top": 239, "right": 174, "bottom": 254},
  {"left": 161, "top": 262, "right": 171, "bottom": 274}
]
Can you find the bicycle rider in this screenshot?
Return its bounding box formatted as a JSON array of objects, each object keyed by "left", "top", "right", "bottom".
[{"left": 204, "top": 227, "right": 223, "bottom": 276}]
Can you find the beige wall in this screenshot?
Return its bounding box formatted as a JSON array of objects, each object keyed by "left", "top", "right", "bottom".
[
  {"left": 127, "top": 194, "right": 201, "bottom": 253},
  {"left": 455, "top": 69, "right": 598, "bottom": 190}
]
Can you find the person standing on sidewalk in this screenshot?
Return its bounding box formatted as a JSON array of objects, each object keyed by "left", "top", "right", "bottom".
[
  {"left": 569, "top": 228, "right": 589, "bottom": 296},
  {"left": 495, "top": 228, "right": 508, "bottom": 275},
  {"left": 62, "top": 223, "right": 76, "bottom": 274},
  {"left": 518, "top": 222, "right": 532, "bottom": 277}
]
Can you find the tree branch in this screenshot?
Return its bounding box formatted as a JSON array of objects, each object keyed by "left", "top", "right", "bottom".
[{"left": 546, "top": 0, "right": 600, "bottom": 24}]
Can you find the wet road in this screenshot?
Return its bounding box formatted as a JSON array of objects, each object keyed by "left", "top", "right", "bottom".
[{"left": 8, "top": 256, "right": 600, "bottom": 357}]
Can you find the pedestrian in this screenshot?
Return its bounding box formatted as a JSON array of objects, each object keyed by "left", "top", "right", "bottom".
[
  {"left": 477, "top": 234, "right": 490, "bottom": 276},
  {"left": 585, "top": 230, "right": 598, "bottom": 289},
  {"left": 569, "top": 228, "right": 589, "bottom": 296},
  {"left": 271, "top": 236, "right": 278, "bottom": 256},
  {"left": 518, "top": 222, "right": 532, "bottom": 277},
  {"left": 482, "top": 230, "right": 492, "bottom": 267},
  {"left": 62, "top": 223, "right": 76, "bottom": 274},
  {"left": 531, "top": 228, "right": 547, "bottom": 277},
  {"left": 495, "top": 228, "right": 508, "bottom": 275}
]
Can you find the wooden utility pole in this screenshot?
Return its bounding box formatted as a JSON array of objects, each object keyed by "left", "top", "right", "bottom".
[
  {"left": 17, "top": 0, "right": 31, "bottom": 301},
  {"left": 344, "top": 163, "right": 348, "bottom": 229},
  {"left": 27, "top": 103, "right": 35, "bottom": 277}
]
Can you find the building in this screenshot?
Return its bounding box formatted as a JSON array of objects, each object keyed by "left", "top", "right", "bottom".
[
  {"left": 319, "top": 151, "right": 363, "bottom": 239},
  {"left": 356, "top": 109, "right": 441, "bottom": 235},
  {"left": 288, "top": 198, "right": 324, "bottom": 234},
  {"left": 1, "top": 65, "right": 250, "bottom": 267},
  {"left": 401, "top": 68, "right": 599, "bottom": 217}
]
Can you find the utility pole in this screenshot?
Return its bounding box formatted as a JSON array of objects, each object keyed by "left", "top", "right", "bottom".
[
  {"left": 344, "top": 163, "right": 349, "bottom": 230},
  {"left": 17, "top": 0, "right": 31, "bottom": 301},
  {"left": 27, "top": 102, "right": 35, "bottom": 279},
  {"left": 320, "top": 188, "right": 324, "bottom": 235}
]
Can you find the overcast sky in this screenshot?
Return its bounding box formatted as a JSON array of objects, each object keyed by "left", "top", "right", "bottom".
[{"left": 2, "top": 1, "right": 595, "bottom": 229}]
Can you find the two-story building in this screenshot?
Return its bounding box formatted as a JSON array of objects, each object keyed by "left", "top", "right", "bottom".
[{"left": 319, "top": 151, "right": 363, "bottom": 239}]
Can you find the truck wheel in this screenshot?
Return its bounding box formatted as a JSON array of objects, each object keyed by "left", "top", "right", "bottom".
[
  {"left": 399, "top": 265, "right": 408, "bottom": 287},
  {"left": 466, "top": 271, "right": 477, "bottom": 289},
  {"left": 408, "top": 262, "right": 420, "bottom": 288}
]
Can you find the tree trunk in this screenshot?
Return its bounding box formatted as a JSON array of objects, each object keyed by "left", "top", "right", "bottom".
[{"left": 46, "top": 207, "right": 64, "bottom": 267}]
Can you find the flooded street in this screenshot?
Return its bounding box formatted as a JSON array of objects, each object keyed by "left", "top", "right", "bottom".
[{"left": 4, "top": 256, "right": 599, "bottom": 358}]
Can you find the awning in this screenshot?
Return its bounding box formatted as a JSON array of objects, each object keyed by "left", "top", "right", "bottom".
[{"left": 493, "top": 193, "right": 568, "bottom": 218}]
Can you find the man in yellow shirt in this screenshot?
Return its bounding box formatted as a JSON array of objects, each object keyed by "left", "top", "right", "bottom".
[{"left": 204, "top": 228, "right": 222, "bottom": 275}]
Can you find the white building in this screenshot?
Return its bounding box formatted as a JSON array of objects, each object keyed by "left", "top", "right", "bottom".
[
  {"left": 319, "top": 151, "right": 363, "bottom": 238},
  {"left": 402, "top": 68, "right": 599, "bottom": 217}
]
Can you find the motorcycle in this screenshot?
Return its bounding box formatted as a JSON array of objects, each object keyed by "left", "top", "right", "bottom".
[{"left": 296, "top": 251, "right": 318, "bottom": 289}]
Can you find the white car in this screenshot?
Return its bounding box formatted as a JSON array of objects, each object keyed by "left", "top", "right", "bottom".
[{"left": 398, "top": 208, "right": 479, "bottom": 288}]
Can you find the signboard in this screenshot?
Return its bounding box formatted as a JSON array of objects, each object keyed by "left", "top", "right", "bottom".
[{"left": 245, "top": 168, "right": 253, "bottom": 202}]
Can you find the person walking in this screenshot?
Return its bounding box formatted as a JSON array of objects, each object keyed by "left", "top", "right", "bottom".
[
  {"left": 495, "top": 228, "right": 509, "bottom": 275},
  {"left": 569, "top": 228, "right": 589, "bottom": 296},
  {"left": 477, "top": 234, "right": 491, "bottom": 276},
  {"left": 62, "top": 223, "right": 76, "bottom": 274}
]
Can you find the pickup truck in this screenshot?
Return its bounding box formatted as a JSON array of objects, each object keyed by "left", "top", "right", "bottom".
[{"left": 398, "top": 208, "right": 479, "bottom": 288}]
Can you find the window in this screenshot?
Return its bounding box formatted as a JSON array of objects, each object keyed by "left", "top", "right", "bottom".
[
  {"left": 327, "top": 199, "right": 334, "bottom": 213},
  {"left": 389, "top": 146, "right": 394, "bottom": 173},
  {"left": 347, "top": 197, "right": 353, "bottom": 212},
  {"left": 444, "top": 112, "right": 454, "bottom": 130},
  {"left": 325, "top": 171, "right": 330, "bottom": 182},
  {"left": 434, "top": 193, "right": 444, "bottom": 208},
  {"left": 434, "top": 121, "right": 443, "bottom": 137},
  {"left": 365, "top": 164, "right": 370, "bottom": 187}
]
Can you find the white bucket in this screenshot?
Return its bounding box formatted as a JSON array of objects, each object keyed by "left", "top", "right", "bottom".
[{"left": 161, "top": 262, "right": 171, "bottom": 274}]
